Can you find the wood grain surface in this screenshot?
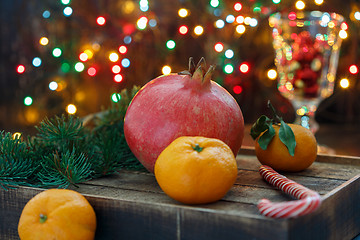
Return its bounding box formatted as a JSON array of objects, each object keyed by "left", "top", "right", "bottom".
[{"left": 1, "top": 148, "right": 359, "bottom": 240}]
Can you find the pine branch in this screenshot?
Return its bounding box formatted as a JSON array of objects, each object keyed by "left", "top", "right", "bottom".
[
  {"left": 37, "top": 150, "right": 93, "bottom": 189},
  {"left": 1, "top": 86, "right": 144, "bottom": 189},
  {"left": 0, "top": 131, "right": 37, "bottom": 189}
]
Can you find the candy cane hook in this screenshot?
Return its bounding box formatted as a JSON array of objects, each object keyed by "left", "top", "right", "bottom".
[{"left": 257, "top": 165, "right": 322, "bottom": 218}]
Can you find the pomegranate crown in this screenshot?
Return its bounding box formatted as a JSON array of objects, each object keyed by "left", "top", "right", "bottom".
[{"left": 178, "top": 57, "right": 215, "bottom": 85}]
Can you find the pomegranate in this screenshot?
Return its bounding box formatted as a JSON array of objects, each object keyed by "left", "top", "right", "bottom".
[{"left": 124, "top": 58, "right": 244, "bottom": 172}]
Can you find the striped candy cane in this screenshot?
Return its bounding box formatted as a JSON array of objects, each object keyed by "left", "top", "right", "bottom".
[{"left": 257, "top": 165, "right": 322, "bottom": 218}]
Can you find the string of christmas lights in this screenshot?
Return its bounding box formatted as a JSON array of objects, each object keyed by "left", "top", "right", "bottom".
[{"left": 6, "top": 0, "right": 360, "bottom": 128}]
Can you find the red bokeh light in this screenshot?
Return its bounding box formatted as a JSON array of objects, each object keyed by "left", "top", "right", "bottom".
[
  {"left": 17, "top": 65, "right": 25, "bottom": 74},
  {"left": 239, "top": 63, "right": 250, "bottom": 73},
  {"left": 233, "top": 85, "right": 243, "bottom": 94},
  {"left": 96, "top": 16, "right": 106, "bottom": 26},
  {"left": 87, "top": 67, "right": 97, "bottom": 76},
  {"left": 349, "top": 64, "right": 358, "bottom": 74}
]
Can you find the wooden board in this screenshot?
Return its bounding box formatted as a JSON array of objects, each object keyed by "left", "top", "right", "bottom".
[{"left": 1, "top": 147, "right": 360, "bottom": 240}]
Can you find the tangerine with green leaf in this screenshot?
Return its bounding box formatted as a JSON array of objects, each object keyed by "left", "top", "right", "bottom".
[
  {"left": 251, "top": 101, "right": 317, "bottom": 172},
  {"left": 254, "top": 123, "right": 317, "bottom": 172}
]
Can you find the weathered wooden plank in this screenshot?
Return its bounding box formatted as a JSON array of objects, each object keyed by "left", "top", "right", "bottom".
[
  {"left": 237, "top": 153, "right": 360, "bottom": 180},
  {"left": 1, "top": 150, "right": 359, "bottom": 240},
  {"left": 288, "top": 175, "right": 360, "bottom": 240}
]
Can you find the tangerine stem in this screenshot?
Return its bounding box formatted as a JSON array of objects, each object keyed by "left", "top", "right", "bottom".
[
  {"left": 192, "top": 144, "right": 203, "bottom": 153},
  {"left": 39, "top": 213, "right": 47, "bottom": 223}
]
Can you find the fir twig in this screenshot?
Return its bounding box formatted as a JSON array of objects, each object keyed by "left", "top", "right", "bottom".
[
  {"left": 0, "top": 131, "right": 37, "bottom": 189},
  {"left": 37, "top": 150, "right": 92, "bottom": 188},
  {"left": 0, "top": 86, "right": 144, "bottom": 190}
]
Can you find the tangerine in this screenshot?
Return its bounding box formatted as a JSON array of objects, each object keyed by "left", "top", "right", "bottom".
[
  {"left": 18, "top": 189, "right": 96, "bottom": 240},
  {"left": 255, "top": 124, "right": 317, "bottom": 172},
  {"left": 154, "top": 136, "right": 238, "bottom": 204}
]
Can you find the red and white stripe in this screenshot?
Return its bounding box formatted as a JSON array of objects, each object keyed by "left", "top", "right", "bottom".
[{"left": 257, "top": 165, "right": 322, "bottom": 218}]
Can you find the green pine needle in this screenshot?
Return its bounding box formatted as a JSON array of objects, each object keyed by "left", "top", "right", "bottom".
[
  {"left": 0, "top": 131, "right": 37, "bottom": 190},
  {"left": 0, "top": 86, "right": 145, "bottom": 190}
]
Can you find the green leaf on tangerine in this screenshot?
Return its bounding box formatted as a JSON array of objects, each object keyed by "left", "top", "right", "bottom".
[
  {"left": 250, "top": 115, "right": 272, "bottom": 140},
  {"left": 258, "top": 124, "right": 275, "bottom": 150},
  {"left": 279, "top": 120, "right": 296, "bottom": 156}
]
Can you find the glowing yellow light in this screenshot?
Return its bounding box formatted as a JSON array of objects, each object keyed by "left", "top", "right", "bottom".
[
  {"left": 236, "top": 25, "right": 246, "bottom": 34},
  {"left": 39, "top": 37, "right": 49, "bottom": 46},
  {"left": 109, "top": 52, "right": 119, "bottom": 62},
  {"left": 194, "top": 25, "right": 204, "bottom": 35},
  {"left": 162, "top": 65, "right": 171, "bottom": 75},
  {"left": 137, "top": 16, "right": 148, "bottom": 30},
  {"left": 24, "top": 108, "right": 39, "bottom": 124},
  {"left": 295, "top": 0, "right": 305, "bottom": 10},
  {"left": 244, "top": 17, "right": 251, "bottom": 25},
  {"left": 339, "top": 30, "right": 348, "bottom": 39},
  {"left": 296, "top": 108, "right": 306, "bottom": 116},
  {"left": 328, "top": 21, "right": 335, "bottom": 28},
  {"left": 12, "top": 132, "right": 22, "bottom": 139},
  {"left": 339, "top": 78, "right": 350, "bottom": 88},
  {"left": 84, "top": 49, "right": 94, "bottom": 59},
  {"left": 122, "top": 1, "right": 136, "bottom": 14},
  {"left": 285, "top": 82, "right": 293, "bottom": 91},
  {"left": 314, "top": 0, "right": 324, "bottom": 5},
  {"left": 178, "top": 8, "right": 189, "bottom": 18},
  {"left": 327, "top": 73, "right": 335, "bottom": 82},
  {"left": 267, "top": 69, "right": 277, "bottom": 80},
  {"left": 66, "top": 104, "right": 77, "bottom": 114},
  {"left": 92, "top": 43, "right": 101, "bottom": 51}
]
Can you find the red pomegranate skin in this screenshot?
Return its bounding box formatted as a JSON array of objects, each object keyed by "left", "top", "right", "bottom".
[{"left": 124, "top": 69, "right": 244, "bottom": 173}]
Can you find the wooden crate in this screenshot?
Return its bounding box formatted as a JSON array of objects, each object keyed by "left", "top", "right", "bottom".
[{"left": 1, "top": 148, "right": 360, "bottom": 240}]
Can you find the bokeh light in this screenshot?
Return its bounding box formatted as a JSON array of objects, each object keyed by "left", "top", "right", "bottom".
[
  {"left": 233, "top": 85, "right": 243, "bottom": 94},
  {"left": 74, "top": 62, "right": 85, "bottom": 72},
  {"left": 178, "top": 8, "right": 189, "bottom": 18},
  {"left": 295, "top": 0, "right": 305, "bottom": 10},
  {"left": 162, "top": 65, "right": 171, "bottom": 75},
  {"left": 79, "top": 52, "right": 89, "bottom": 62},
  {"left": 239, "top": 63, "right": 250, "bottom": 73},
  {"left": 225, "top": 49, "right": 234, "bottom": 59},
  {"left": 137, "top": 16, "right": 148, "bottom": 30},
  {"left": 214, "top": 42, "right": 224, "bottom": 52},
  {"left": 179, "top": 25, "right": 188, "bottom": 35},
  {"left": 63, "top": 6, "right": 73, "bottom": 16},
  {"left": 215, "top": 19, "right": 225, "bottom": 29},
  {"left": 340, "top": 78, "right": 350, "bottom": 88},
  {"left": 39, "top": 37, "right": 49, "bottom": 46},
  {"left": 121, "top": 58, "right": 130, "bottom": 68},
  {"left": 114, "top": 74, "right": 123, "bottom": 83},
  {"left": 224, "top": 64, "right": 234, "bottom": 74},
  {"left": 112, "top": 65, "right": 121, "bottom": 74},
  {"left": 166, "top": 40, "right": 176, "bottom": 50},
  {"left": 109, "top": 52, "right": 119, "bottom": 62},
  {"left": 234, "top": 3, "right": 242, "bottom": 11},
  {"left": 49, "top": 81, "right": 58, "bottom": 91},
  {"left": 17, "top": 65, "right": 25, "bottom": 74},
  {"left": 24, "top": 96, "right": 33, "bottom": 106},
  {"left": 66, "top": 104, "right": 77, "bottom": 114},
  {"left": 87, "top": 67, "right": 97, "bottom": 76},
  {"left": 111, "top": 93, "right": 122, "bottom": 102},
  {"left": 32, "top": 57, "right": 42, "bottom": 67},
  {"left": 118, "top": 45, "right": 128, "bottom": 54},
  {"left": 349, "top": 65, "right": 358, "bottom": 74},
  {"left": 96, "top": 16, "right": 106, "bottom": 26},
  {"left": 52, "top": 48, "right": 62, "bottom": 57},
  {"left": 267, "top": 69, "right": 277, "bottom": 80},
  {"left": 194, "top": 25, "right": 204, "bottom": 35}
]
